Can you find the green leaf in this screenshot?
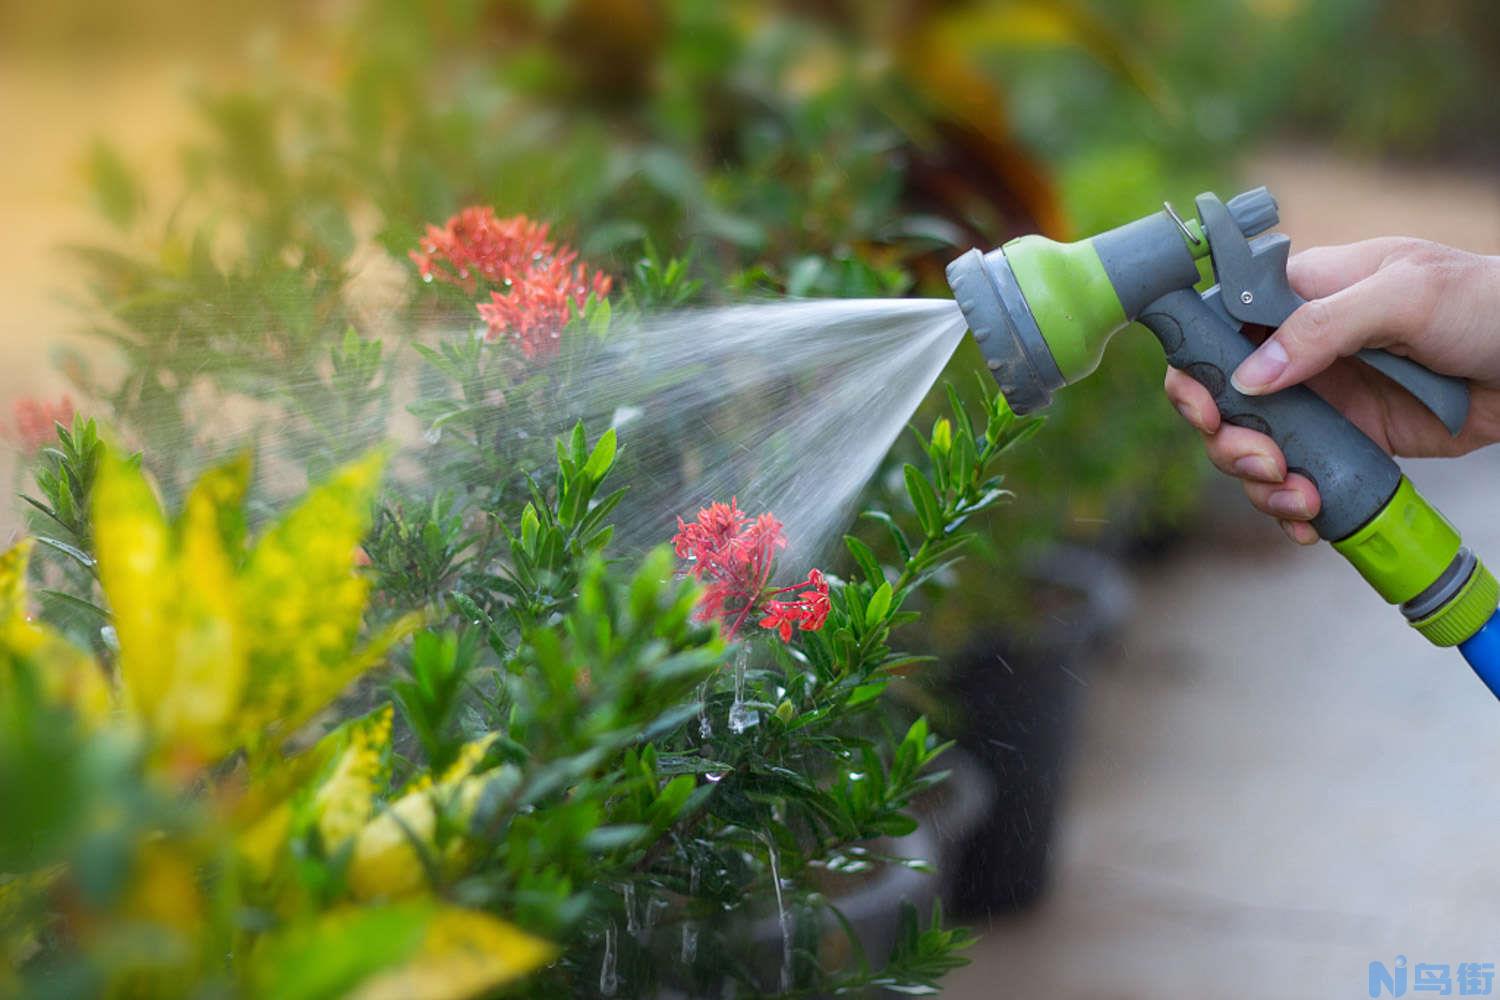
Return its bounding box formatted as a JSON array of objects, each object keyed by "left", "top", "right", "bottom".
[
  {"left": 570, "top": 421, "right": 588, "bottom": 467},
  {"left": 845, "top": 682, "right": 888, "bottom": 708},
  {"left": 903, "top": 464, "right": 942, "bottom": 538},
  {"left": 581, "top": 428, "right": 617, "bottom": 484},
  {"left": 861, "top": 511, "right": 911, "bottom": 563},
  {"left": 34, "top": 535, "right": 95, "bottom": 571},
  {"left": 844, "top": 535, "right": 883, "bottom": 587},
  {"left": 86, "top": 140, "right": 142, "bottom": 229},
  {"left": 865, "top": 582, "right": 893, "bottom": 627},
  {"left": 587, "top": 295, "right": 612, "bottom": 338}
]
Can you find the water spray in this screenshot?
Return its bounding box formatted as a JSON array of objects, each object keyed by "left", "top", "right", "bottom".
[{"left": 946, "top": 186, "right": 1500, "bottom": 695}]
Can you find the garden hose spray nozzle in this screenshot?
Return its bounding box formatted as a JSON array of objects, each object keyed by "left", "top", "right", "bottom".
[{"left": 946, "top": 187, "right": 1500, "bottom": 696}]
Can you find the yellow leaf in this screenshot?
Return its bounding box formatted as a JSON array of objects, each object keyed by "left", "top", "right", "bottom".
[
  {"left": 0, "top": 539, "right": 31, "bottom": 620},
  {"left": 346, "top": 789, "right": 438, "bottom": 901},
  {"left": 351, "top": 907, "right": 555, "bottom": 1000},
  {"left": 346, "top": 768, "right": 491, "bottom": 901},
  {"left": 92, "top": 450, "right": 175, "bottom": 727},
  {"left": 315, "top": 706, "right": 394, "bottom": 849},
  {"left": 159, "top": 458, "right": 248, "bottom": 754},
  {"left": 92, "top": 452, "right": 253, "bottom": 762}
]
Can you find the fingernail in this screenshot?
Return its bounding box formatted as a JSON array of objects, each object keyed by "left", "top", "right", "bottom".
[
  {"left": 1175, "top": 401, "right": 1200, "bottom": 428},
  {"left": 1268, "top": 489, "right": 1311, "bottom": 519},
  {"left": 1233, "top": 454, "right": 1280, "bottom": 482},
  {"left": 1280, "top": 519, "right": 1317, "bottom": 546},
  {"left": 1231, "top": 338, "right": 1289, "bottom": 394}
]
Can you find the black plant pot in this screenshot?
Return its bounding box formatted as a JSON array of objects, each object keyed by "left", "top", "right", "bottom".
[{"left": 943, "top": 545, "right": 1132, "bottom": 917}]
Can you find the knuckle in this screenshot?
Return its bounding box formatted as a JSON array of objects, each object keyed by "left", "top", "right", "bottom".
[
  {"left": 1387, "top": 239, "right": 1471, "bottom": 293},
  {"left": 1285, "top": 298, "right": 1337, "bottom": 352}
]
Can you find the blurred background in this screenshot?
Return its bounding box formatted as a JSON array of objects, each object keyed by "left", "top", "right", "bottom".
[{"left": 3, "top": 1, "right": 1498, "bottom": 996}]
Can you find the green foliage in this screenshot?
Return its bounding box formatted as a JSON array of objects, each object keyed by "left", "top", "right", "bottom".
[{"left": 20, "top": 418, "right": 116, "bottom": 640}]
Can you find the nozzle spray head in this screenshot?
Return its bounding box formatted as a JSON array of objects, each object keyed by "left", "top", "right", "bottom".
[{"left": 944, "top": 247, "right": 1065, "bottom": 414}]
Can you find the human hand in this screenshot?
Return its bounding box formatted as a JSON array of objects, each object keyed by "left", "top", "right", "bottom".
[{"left": 1165, "top": 238, "right": 1500, "bottom": 544}]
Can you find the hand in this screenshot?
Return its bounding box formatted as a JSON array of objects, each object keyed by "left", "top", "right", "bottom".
[{"left": 1165, "top": 237, "right": 1500, "bottom": 545}]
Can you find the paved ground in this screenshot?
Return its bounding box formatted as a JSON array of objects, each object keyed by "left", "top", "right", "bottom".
[{"left": 945, "top": 151, "right": 1500, "bottom": 999}]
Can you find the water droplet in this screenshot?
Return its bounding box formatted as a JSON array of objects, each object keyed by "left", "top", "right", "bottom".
[
  {"left": 697, "top": 681, "right": 713, "bottom": 739},
  {"left": 763, "top": 835, "right": 793, "bottom": 993},
  {"left": 727, "top": 700, "right": 759, "bottom": 735},
  {"left": 727, "top": 648, "right": 758, "bottom": 734},
  {"left": 681, "top": 862, "right": 700, "bottom": 963},
  {"left": 644, "top": 897, "right": 668, "bottom": 941},
  {"left": 623, "top": 883, "right": 639, "bottom": 937},
  {"left": 421, "top": 272, "right": 433, "bottom": 283},
  {"left": 599, "top": 922, "right": 618, "bottom": 996},
  {"left": 423, "top": 425, "right": 442, "bottom": 444},
  {"left": 704, "top": 771, "right": 725, "bottom": 783}
]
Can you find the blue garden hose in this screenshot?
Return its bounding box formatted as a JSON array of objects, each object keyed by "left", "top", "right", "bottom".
[{"left": 1460, "top": 609, "right": 1500, "bottom": 698}]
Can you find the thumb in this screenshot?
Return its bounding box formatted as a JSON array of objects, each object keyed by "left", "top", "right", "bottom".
[{"left": 1231, "top": 269, "right": 1409, "bottom": 396}]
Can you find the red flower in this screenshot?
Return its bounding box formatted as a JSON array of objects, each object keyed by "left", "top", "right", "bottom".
[
  {"left": 476, "top": 252, "right": 612, "bottom": 359},
  {"left": 759, "top": 569, "right": 832, "bottom": 641},
  {"left": 7, "top": 396, "right": 73, "bottom": 453},
  {"left": 671, "top": 500, "right": 830, "bottom": 643},
  {"left": 409, "top": 208, "right": 552, "bottom": 294},
  {"left": 409, "top": 207, "right": 611, "bottom": 359}
]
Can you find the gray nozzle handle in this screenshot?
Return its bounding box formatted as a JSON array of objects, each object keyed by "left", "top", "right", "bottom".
[{"left": 1139, "top": 287, "right": 1400, "bottom": 541}]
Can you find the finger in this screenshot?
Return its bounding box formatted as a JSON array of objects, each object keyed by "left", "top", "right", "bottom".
[
  {"left": 1278, "top": 519, "right": 1319, "bottom": 546},
  {"left": 1232, "top": 267, "right": 1419, "bottom": 396},
  {"left": 1201, "top": 423, "right": 1285, "bottom": 483},
  {"left": 1242, "top": 473, "right": 1321, "bottom": 521},
  {"left": 1164, "top": 366, "right": 1220, "bottom": 434},
  {"left": 1286, "top": 239, "right": 1410, "bottom": 299}
]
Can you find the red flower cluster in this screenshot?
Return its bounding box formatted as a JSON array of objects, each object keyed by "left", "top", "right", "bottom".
[
  {"left": 672, "top": 499, "right": 831, "bottom": 642},
  {"left": 759, "top": 569, "right": 832, "bottom": 642},
  {"left": 6, "top": 396, "right": 73, "bottom": 453},
  {"left": 409, "top": 207, "right": 611, "bottom": 360}
]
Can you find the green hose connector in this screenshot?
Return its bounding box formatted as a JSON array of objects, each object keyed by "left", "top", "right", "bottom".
[
  {"left": 1332, "top": 477, "right": 1461, "bottom": 605},
  {"left": 1412, "top": 561, "right": 1499, "bottom": 647}
]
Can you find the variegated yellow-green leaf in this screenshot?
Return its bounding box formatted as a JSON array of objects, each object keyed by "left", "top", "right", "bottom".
[
  {"left": 351, "top": 906, "right": 555, "bottom": 1000},
  {"left": 346, "top": 769, "right": 492, "bottom": 901},
  {"left": 237, "top": 451, "right": 388, "bottom": 734},
  {"left": 255, "top": 903, "right": 552, "bottom": 1000},
  {"left": 91, "top": 447, "right": 405, "bottom": 769},
  {"left": 1, "top": 865, "right": 63, "bottom": 974},
  {"left": 315, "top": 706, "right": 394, "bottom": 849},
  {"left": 404, "top": 732, "right": 497, "bottom": 794}
]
